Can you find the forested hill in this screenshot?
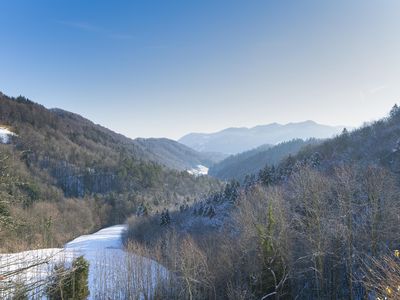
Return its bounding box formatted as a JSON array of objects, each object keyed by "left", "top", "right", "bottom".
[
  {"left": 267, "top": 104, "right": 400, "bottom": 180},
  {"left": 52, "top": 109, "right": 221, "bottom": 170},
  {"left": 0, "top": 92, "right": 220, "bottom": 252},
  {"left": 126, "top": 105, "right": 400, "bottom": 299},
  {"left": 134, "top": 137, "right": 219, "bottom": 170},
  {"left": 208, "top": 138, "right": 320, "bottom": 182}
]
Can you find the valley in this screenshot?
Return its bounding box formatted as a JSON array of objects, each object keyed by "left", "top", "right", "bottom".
[
  {"left": 2, "top": 92, "right": 400, "bottom": 299},
  {"left": 1, "top": 2, "right": 399, "bottom": 298}
]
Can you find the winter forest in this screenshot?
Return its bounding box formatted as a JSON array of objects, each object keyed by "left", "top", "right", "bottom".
[{"left": 2, "top": 1, "right": 400, "bottom": 299}]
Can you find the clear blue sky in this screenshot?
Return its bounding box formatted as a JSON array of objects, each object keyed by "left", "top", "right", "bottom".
[{"left": 1, "top": 0, "right": 400, "bottom": 139}]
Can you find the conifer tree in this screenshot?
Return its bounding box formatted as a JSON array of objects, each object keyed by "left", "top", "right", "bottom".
[
  {"left": 160, "top": 209, "right": 171, "bottom": 226},
  {"left": 47, "top": 256, "right": 90, "bottom": 300}
]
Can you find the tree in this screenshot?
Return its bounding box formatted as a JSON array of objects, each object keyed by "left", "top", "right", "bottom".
[
  {"left": 223, "top": 180, "right": 240, "bottom": 203},
  {"left": 361, "top": 166, "right": 398, "bottom": 256},
  {"left": 234, "top": 185, "right": 291, "bottom": 299},
  {"left": 288, "top": 167, "right": 332, "bottom": 299},
  {"left": 389, "top": 103, "right": 400, "bottom": 119},
  {"left": 258, "top": 165, "right": 275, "bottom": 186},
  {"left": 160, "top": 209, "right": 171, "bottom": 226},
  {"left": 47, "top": 256, "right": 90, "bottom": 300},
  {"left": 334, "top": 165, "right": 359, "bottom": 300}
]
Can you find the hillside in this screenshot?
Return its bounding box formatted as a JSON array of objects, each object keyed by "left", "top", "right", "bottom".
[
  {"left": 50, "top": 108, "right": 217, "bottom": 171},
  {"left": 134, "top": 137, "right": 219, "bottom": 171},
  {"left": 269, "top": 105, "right": 400, "bottom": 178},
  {"left": 127, "top": 105, "right": 400, "bottom": 299},
  {"left": 0, "top": 93, "right": 221, "bottom": 252},
  {"left": 208, "top": 138, "right": 320, "bottom": 182},
  {"left": 179, "top": 120, "right": 345, "bottom": 154}
]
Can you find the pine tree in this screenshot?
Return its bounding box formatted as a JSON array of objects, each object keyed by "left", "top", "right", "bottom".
[
  {"left": 390, "top": 103, "right": 400, "bottom": 119},
  {"left": 160, "top": 209, "right": 171, "bottom": 226},
  {"left": 258, "top": 165, "right": 275, "bottom": 186}
]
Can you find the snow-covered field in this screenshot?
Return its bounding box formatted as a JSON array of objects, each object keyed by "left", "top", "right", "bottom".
[
  {"left": 187, "top": 164, "right": 209, "bottom": 176},
  {"left": 0, "top": 127, "right": 16, "bottom": 144},
  {"left": 0, "top": 225, "right": 168, "bottom": 299}
]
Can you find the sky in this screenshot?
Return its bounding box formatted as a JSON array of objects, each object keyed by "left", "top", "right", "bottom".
[{"left": 1, "top": 0, "right": 400, "bottom": 140}]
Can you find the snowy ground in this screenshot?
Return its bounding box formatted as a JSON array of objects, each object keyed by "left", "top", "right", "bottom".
[
  {"left": 0, "top": 127, "right": 16, "bottom": 144},
  {"left": 0, "top": 225, "right": 168, "bottom": 299},
  {"left": 187, "top": 164, "right": 209, "bottom": 176}
]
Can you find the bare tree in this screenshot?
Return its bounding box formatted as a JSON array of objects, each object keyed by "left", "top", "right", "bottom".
[{"left": 287, "top": 166, "right": 333, "bottom": 299}]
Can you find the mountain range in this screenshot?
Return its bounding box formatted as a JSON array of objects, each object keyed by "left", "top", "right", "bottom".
[{"left": 179, "top": 121, "right": 346, "bottom": 155}]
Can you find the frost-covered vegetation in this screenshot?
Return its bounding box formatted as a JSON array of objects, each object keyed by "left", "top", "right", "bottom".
[
  {"left": 3, "top": 91, "right": 400, "bottom": 299},
  {"left": 208, "top": 138, "right": 320, "bottom": 182},
  {"left": 1, "top": 225, "right": 170, "bottom": 299},
  {"left": 126, "top": 105, "right": 400, "bottom": 299}
]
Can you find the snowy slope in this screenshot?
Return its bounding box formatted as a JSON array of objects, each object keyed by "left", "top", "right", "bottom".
[
  {"left": 0, "top": 127, "right": 16, "bottom": 144},
  {"left": 0, "top": 225, "right": 167, "bottom": 299},
  {"left": 187, "top": 164, "right": 209, "bottom": 176}
]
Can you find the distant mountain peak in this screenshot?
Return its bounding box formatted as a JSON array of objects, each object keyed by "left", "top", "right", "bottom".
[{"left": 299, "top": 120, "right": 317, "bottom": 125}]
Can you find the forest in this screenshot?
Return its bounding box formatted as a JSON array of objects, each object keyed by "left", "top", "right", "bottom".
[
  {"left": 0, "top": 93, "right": 220, "bottom": 252},
  {"left": 2, "top": 1, "right": 399, "bottom": 299},
  {"left": 2, "top": 93, "right": 400, "bottom": 299},
  {"left": 124, "top": 105, "right": 400, "bottom": 299}
]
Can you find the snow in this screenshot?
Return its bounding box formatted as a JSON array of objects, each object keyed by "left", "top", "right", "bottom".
[
  {"left": 0, "top": 225, "right": 168, "bottom": 299},
  {"left": 65, "top": 224, "right": 126, "bottom": 252},
  {"left": 0, "top": 127, "right": 16, "bottom": 144},
  {"left": 187, "top": 164, "right": 209, "bottom": 176}
]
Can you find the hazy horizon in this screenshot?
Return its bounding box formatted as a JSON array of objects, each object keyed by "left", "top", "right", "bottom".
[
  {"left": 0, "top": 91, "right": 356, "bottom": 141},
  {"left": 1, "top": 0, "right": 400, "bottom": 139}
]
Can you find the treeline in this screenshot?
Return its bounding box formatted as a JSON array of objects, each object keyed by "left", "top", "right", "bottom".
[
  {"left": 208, "top": 139, "right": 320, "bottom": 183},
  {"left": 125, "top": 106, "right": 400, "bottom": 299}
]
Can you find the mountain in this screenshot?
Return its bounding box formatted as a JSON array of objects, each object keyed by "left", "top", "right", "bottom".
[
  {"left": 0, "top": 93, "right": 221, "bottom": 252},
  {"left": 248, "top": 105, "right": 400, "bottom": 188},
  {"left": 127, "top": 105, "right": 400, "bottom": 299},
  {"left": 276, "top": 108, "right": 400, "bottom": 175},
  {"left": 208, "top": 138, "right": 320, "bottom": 182},
  {"left": 50, "top": 108, "right": 215, "bottom": 172},
  {"left": 179, "top": 121, "right": 346, "bottom": 154},
  {"left": 133, "top": 138, "right": 219, "bottom": 171}
]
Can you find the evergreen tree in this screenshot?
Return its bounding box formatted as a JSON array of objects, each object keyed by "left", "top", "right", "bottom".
[
  {"left": 47, "top": 256, "right": 90, "bottom": 300},
  {"left": 258, "top": 165, "right": 275, "bottom": 186},
  {"left": 389, "top": 103, "right": 400, "bottom": 119},
  {"left": 224, "top": 180, "right": 240, "bottom": 202},
  {"left": 160, "top": 209, "right": 171, "bottom": 226}
]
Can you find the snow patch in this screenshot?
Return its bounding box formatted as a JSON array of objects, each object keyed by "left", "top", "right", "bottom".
[
  {"left": 0, "top": 127, "right": 16, "bottom": 144},
  {"left": 0, "top": 225, "right": 168, "bottom": 299},
  {"left": 187, "top": 165, "right": 209, "bottom": 176}
]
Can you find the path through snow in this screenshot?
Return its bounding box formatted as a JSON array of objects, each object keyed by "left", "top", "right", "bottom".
[{"left": 0, "top": 225, "right": 168, "bottom": 299}]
